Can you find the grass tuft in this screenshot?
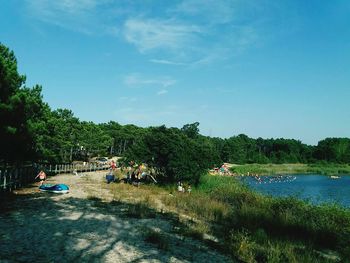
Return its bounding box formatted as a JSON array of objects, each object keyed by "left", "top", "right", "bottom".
[
  {"left": 126, "top": 202, "right": 157, "bottom": 218},
  {"left": 143, "top": 228, "right": 169, "bottom": 250}
]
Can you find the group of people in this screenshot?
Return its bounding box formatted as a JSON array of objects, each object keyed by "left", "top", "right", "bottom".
[
  {"left": 209, "top": 164, "right": 234, "bottom": 176},
  {"left": 110, "top": 161, "right": 154, "bottom": 186},
  {"left": 251, "top": 174, "right": 297, "bottom": 184},
  {"left": 35, "top": 160, "right": 193, "bottom": 195},
  {"left": 177, "top": 181, "right": 191, "bottom": 193}
]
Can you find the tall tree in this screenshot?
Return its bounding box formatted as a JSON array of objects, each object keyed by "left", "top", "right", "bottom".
[
  {"left": 0, "top": 43, "right": 46, "bottom": 163},
  {"left": 181, "top": 122, "right": 200, "bottom": 139},
  {"left": 125, "top": 125, "right": 213, "bottom": 184}
]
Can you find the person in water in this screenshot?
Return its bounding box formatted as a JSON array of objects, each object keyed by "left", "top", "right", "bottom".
[{"left": 35, "top": 170, "right": 47, "bottom": 186}]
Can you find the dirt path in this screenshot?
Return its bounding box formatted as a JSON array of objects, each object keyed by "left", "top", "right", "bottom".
[{"left": 0, "top": 171, "right": 231, "bottom": 262}]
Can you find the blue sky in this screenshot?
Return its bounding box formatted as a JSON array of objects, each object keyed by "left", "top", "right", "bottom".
[{"left": 1, "top": 0, "right": 349, "bottom": 145}]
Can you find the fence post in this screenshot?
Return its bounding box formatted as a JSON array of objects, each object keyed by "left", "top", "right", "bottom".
[
  {"left": 8, "top": 170, "right": 12, "bottom": 192},
  {"left": 14, "top": 168, "right": 18, "bottom": 189},
  {"left": 3, "top": 170, "right": 6, "bottom": 190}
]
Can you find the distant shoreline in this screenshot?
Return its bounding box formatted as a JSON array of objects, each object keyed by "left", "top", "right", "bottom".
[{"left": 228, "top": 163, "right": 350, "bottom": 176}]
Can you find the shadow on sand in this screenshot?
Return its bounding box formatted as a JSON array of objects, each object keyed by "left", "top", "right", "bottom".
[{"left": 0, "top": 189, "right": 231, "bottom": 263}]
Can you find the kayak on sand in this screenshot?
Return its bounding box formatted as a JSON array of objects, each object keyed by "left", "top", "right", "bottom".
[{"left": 39, "top": 184, "right": 69, "bottom": 194}]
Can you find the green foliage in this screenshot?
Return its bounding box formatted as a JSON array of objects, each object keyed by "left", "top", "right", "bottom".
[
  {"left": 0, "top": 43, "right": 47, "bottom": 163},
  {"left": 125, "top": 125, "right": 216, "bottom": 184},
  {"left": 314, "top": 138, "right": 350, "bottom": 163},
  {"left": 181, "top": 122, "right": 200, "bottom": 139},
  {"left": 197, "top": 174, "right": 350, "bottom": 260},
  {"left": 165, "top": 175, "right": 348, "bottom": 261},
  {"left": 1, "top": 41, "right": 349, "bottom": 170}
]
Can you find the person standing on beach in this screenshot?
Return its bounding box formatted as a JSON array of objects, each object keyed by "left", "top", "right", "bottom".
[
  {"left": 110, "top": 160, "right": 116, "bottom": 170},
  {"left": 35, "top": 170, "right": 46, "bottom": 186}
]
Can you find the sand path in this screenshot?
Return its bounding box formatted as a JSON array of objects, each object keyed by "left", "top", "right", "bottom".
[{"left": 0, "top": 171, "right": 231, "bottom": 262}]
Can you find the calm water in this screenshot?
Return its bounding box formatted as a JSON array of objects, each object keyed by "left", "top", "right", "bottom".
[{"left": 241, "top": 174, "right": 350, "bottom": 207}]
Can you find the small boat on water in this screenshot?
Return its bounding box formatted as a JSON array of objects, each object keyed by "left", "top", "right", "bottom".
[
  {"left": 39, "top": 184, "right": 69, "bottom": 193},
  {"left": 330, "top": 175, "right": 341, "bottom": 179}
]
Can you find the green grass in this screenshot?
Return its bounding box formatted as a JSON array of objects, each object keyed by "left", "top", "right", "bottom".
[
  {"left": 126, "top": 202, "right": 157, "bottom": 218},
  {"left": 163, "top": 174, "right": 350, "bottom": 262},
  {"left": 230, "top": 163, "right": 350, "bottom": 176},
  {"left": 103, "top": 173, "right": 350, "bottom": 262}
]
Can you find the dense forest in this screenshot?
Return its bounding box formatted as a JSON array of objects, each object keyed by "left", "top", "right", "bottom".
[{"left": 1, "top": 43, "right": 350, "bottom": 182}]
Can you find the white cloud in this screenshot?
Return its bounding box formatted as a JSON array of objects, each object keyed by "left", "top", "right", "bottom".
[
  {"left": 123, "top": 18, "right": 202, "bottom": 52},
  {"left": 25, "top": 0, "right": 120, "bottom": 35},
  {"left": 149, "top": 59, "right": 186, "bottom": 66},
  {"left": 157, "top": 89, "right": 168, "bottom": 95},
  {"left": 121, "top": 3, "right": 262, "bottom": 65},
  {"left": 24, "top": 0, "right": 289, "bottom": 67},
  {"left": 124, "top": 74, "right": 176, "bottom": 88}
]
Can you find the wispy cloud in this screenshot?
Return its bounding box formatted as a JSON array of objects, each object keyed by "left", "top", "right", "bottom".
[
  {"left": 123, "top": 18, "right": 202, "bottom": 53},
  {"left": 121, "top": 1, "right": 263, "bottom": 65},
  {"left": 124, "top": 73, "right": 176, "bottom": 88},
  {"left": 157, "top": 89, "right": 168, "bottom": 96},
  {"left": 149, "top": 59, "right": 186, "bottom": 66},
  {"left": 25, "top": 0, "right": 120, "bottom": 35},
  {"left": 24, "top": 0, "right": 293, "bottom": 66}
]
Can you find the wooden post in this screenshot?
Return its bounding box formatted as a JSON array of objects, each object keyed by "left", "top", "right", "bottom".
[
  {"left": 2, "top": 170, "right": 5, "bottom": 190},
  {"left": 14, "top": 168, "right": 18, "bottom": 189},
  {"left": 0, "top": 169, "right": 2, "bottom": 191},
  {"left": 9, "top": 170, "right": 13, "bottom": 192}
]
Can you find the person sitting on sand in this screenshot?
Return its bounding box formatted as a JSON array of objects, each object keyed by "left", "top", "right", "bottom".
[
  {"left": 35, "top": 170, "right": 47, "bottom": 186},
  {"left": 177, "top": 181, "right": 184, "bottom": 192},
  {"left": 187, "top": 184, "right": 192, "bottom": 194}
]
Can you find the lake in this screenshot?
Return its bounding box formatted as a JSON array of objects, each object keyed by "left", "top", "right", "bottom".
[{"left": 241, "top": 174, "right": 350, "bottom": 207}]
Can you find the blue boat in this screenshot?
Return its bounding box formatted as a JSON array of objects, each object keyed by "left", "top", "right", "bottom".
[{"left": 39, "top": 184, "right": 69, "bottom": 194}]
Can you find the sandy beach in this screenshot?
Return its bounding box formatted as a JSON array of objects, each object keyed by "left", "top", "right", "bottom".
[{"left": 0, "top": 171, "right": 231, "bottom": 263}]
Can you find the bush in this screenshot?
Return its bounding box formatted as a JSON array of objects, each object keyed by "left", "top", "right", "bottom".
[{"left": 125, "top": 126, "right": 216, "bottom": 184}]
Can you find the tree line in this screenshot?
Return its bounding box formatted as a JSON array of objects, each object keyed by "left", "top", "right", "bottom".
[{"left": 1, "top": 43, "right": 350, "bottom": 182}]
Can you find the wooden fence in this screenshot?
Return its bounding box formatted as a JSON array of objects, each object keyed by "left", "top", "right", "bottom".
[
  {"left": 0, "top": 163, "right": 109, "bottom": 193},
  {"left": 0, "top": 165, "right": 35, "bottom": 192}
]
